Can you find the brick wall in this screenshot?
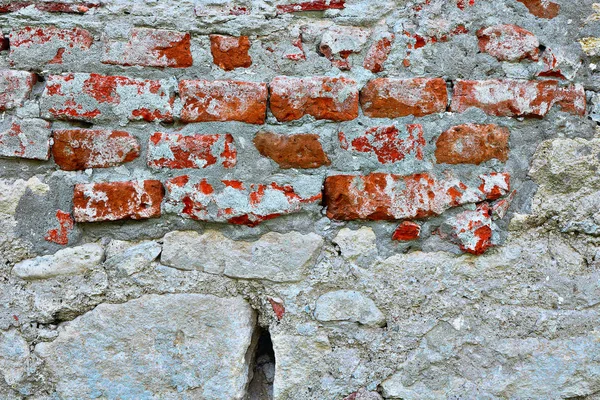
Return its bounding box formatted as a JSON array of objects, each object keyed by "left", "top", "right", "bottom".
[{"left": 1, "top": 1, "right": 600, "bottom": 399}]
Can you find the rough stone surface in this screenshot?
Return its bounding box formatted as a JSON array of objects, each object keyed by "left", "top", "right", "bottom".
[
  {"left": 315, "top": 290, "right": 385, "bottom": 326},
  {"left": 35, "top": 294, "right": 256, "bottom": 400}
]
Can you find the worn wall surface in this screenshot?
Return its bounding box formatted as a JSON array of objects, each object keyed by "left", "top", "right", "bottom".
[{"left": 1, "top": 0, "right": 600, "bottom": 399}]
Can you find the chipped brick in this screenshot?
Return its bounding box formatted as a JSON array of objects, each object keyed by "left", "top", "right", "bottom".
[
  {"left": 0, "top": 69, "right": 36, "bottom": 111},
  {"left": 254, "top": 132, "right": 330, "bottom": 169},
  {"left": 102, "top": 28, "right": 192, "bottom": 68},
  {"left": 363, "top": 32, "right": 394, "bottom": 73},
  {"left": 210, "top": 35, "right": 252, "bottom": 71},
  {"left": 52, "top": 129, "right": 140, "bottom": 170},
  {"left": 319, "top": 25, "right": 369, "bottom": 70},
  {"left": 44, "top": 210, "right": 74, "bottom": 245},
  {"left": 392, "top": 221, "right": 421, "bottom": 241},
  {"left": 9, "top": 26, "right": 93, "bottom": 66},
  {"left": 268, "top": 297, "right": 285, "bottom": 320},
  {"left": 516, "top": 0, "right": 559, "bottom": 19},
  {"left": 445, "top": 203, "right": 494, "bottom": 255},
  {"left": 269, "top": 76, "right": 359, "bottom": 122},
  {"left": 360, "top": 78, "right": 448, "bottom": 118},
  {"left": 73, "top": 180, "right": 164, "bottom": 222},
  {"left": 0, "top": 117, "right": 51, "bottom": 160},
  {"left": 148, "top": 132, "right": 236, "bottom": 169},
  {"left": 324, "top": 172, "right": 510, "bottom": 221},
  {"left": 435, "top": 124, "right": 509, "bottom": 165},
  {"left": 179, "top": 79, "right": 267, "bottom": 124},
  {"left": 276, "top": 0, "right": 345, "bottom": 13},
  {"left": 164, "top": 176, "right": 322, "bottom": 226},
  {"left": 477, "top": 24, "right": 539, "bottom": 62},
  {"left": 451, "top": 79, "right": 585, "bottom": 117},
  {"left": 40, "top": 73, "right": 175, "bottom": 123}
]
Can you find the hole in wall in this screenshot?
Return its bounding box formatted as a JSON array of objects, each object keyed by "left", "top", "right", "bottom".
[{"left": 246, "top": 327, "right": 275, "bottom": 400}]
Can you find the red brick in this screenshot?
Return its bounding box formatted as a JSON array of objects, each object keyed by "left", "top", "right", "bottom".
[
  {"left": 392, "top": 221, "right": 421, "bottom": 241},
  {"left": 0, "top": 1, "right": 99, "bottom": 13},
  {"left": 179, "top": 80, "right": 267, "bottom": 124},
  {"left": 73, "top": 180, "right": 164, "bottom": 222},
  {"left": 451, "top": 80, "right": 585, "bottom": 117},
  {"left": 319, "top": 26, "right": 369, "bottom": 70},
  {"left": 9, "top": 26, "right": 93, "bottom": 66},
  {"left": 283, "top": 35, "right": 306, "bottom": 61},
  {"left": 363, "top": 32, "right": 394, "bottom": 73},
  {"left": 0, "top": 118, "right": 51, "bottom": 160},
  {"left": 52, "top": 129, "right": 140, "bottom": 171},
  {"left": 0, "top": 70, "right": 36, "bottom": 111},
  {"left": 102, "top": 28, "right": 192, "bottom": 68},
  {"left": 147, "top": 132, "right": 236, "bottom": 169},
  {"left": 253, "top": 132, "right": 330, "bottom": 169},
  {"left": 324, "top": 172, "right": 510, "bottom": 221},
  {"left": 435, "top": 124, "right": 509, "bottom": 165},
  {"left": 268, "top": 297, "right": 285, "bottom": 320},
  {"left": 537, "top": 48, "right": 567, "bottom": 79},
  {"left": 446, "top": 203, "right": 494, "bottom": 255},
  {"left": 516, "top": 0, "right": 559, "bottom": 19},
  {"left": 44, "top": 210, "right": 74, "bottom": 245},
  {"left": 339, "top": 124, "right": 424, "bottom": 164},
  {"left": 360, "top": 78, "right": 448, "bottom": 118},
  {"left": 456, "top": 0, "right": 475, "bottom": 10},
  {"left": 40, "top": 73, "right": 175, "bottom": 122},
  {"left": 269, "top": 76, "right": 359, "bottom": 122},
  {"left": 210, "top": 35, "right": 252, "bottom": 71},
  {"left": 164, "top": 176, "right": 322, "bottom": 226},
  {"left": 276, "top": 0, "right": 345, "bottom": 13},
  {"left": 477, "top": 24, "right": 539, "bottom": 62}
]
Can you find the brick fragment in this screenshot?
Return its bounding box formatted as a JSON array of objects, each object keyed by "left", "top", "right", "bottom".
[
  {"left": 0, "top": 118, "right": 51, "bottom": 160},
  {"left": 340, "top": 124, "right": 424, "bottom": 164},
  {"left": 392, "top": 221, "right": 421, "bottom": 241},
  {"left": 44, "top": 210, "right": 74, "bottom": 245},
  {"left": 319, "top": 26, "right": 369, "bottom": 70},
  {"left": 324, "top": 172, "right": 510, "bottom": 221},
  {"left": 268, "top": 297, "right": 285, "bottom": 320},
  {"left": 73, "top": 180, "right": 164, "bottom": 222},
  {"left": 360, "top": 78, "right": 448, "bottom": 118},
  {"left": 435, "top": 124, "right": 509, "bottom": 165},
  {"left": 276, "top": 0, "right": 345, "bottom": 13},
  {"left": 451, "top": 80, "right": 585, "bottom": 117},
  {"left": 477, "top": 24, "right": 539, "bottom": 62},
  {"left": 253, "top": 132, "right": 330, "bottom": 169},
  {"left": 516, "top": 0, "right": 559, "bottom": 19},
  {"left": 269, "top": 76, "right": 359, "bottom": 122},
  {"left": 363, "top": 32, "right": 394, "bottom": 73},
  {"left": 102, "top": 28, "right": 192, "bottom": 68},
  {"left": 446, "top": 203, "right": 494, "bottom": 255},
  {"left": 164, "top": 176, "right": 322, "bottom": 226},
  {"left": 0, "top": 70, "right": 36, "bottom": 111},
  {"left": 40, "top": 73, "right": 175, "bottom": 122},
  {"left": 210, "top": 35, "right": 252, "bottom": 71},
  {"left": 0, "top": 1, "right": 99, "bottom": 13},
  {"left": 9, "top": 26, "right": 93, "bottom": 66},
  {"left": 52, "top": 129, "right": 140, "bottom": 170},
  {"left": 179, "top": 80, "right": 267, "bottom": 124},
  {"left": 148, "top": 132, "right": 236, "bottom": 169}
]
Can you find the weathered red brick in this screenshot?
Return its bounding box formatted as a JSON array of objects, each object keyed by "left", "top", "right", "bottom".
[
  {"left": 102, "top": 28, "right": 192, "bottom": 68},
  {"left": 44, "top": 210, "right": 74, "bottom": 245},
  {"left": 392, "top": 221, "right": 421, "bottom": 241},
  {"left": 210, "top": 35, "right": 252, "bottom": 71},
  {"left": 148, "top": 132, "right": 236, "bottom": 169},
  {"left": 537, "top": 48, "right": 568, "bottom": 79},
  {"left": 0, "top": 1, "right": 99, "bottom": 13},
  {"left": 456, "top": 0, "right": 475, "bottom": 10},
  {"left": 492, "top": 190, "right": 516, "bottom": 220},
  {"left": 276, "top": 0, "right": 345, "bottom": 13},
  {"left": 360, "top": 78, "right": 448, "bottom": 118},
  {"left": 363, "top": 32, "right": 394, "bottom": 73},
  {"left": 268, "top": 297, "right": 285, "bottom": 320},
  {"left": 269, "top": 76, "right": 359, "bottom": 122},
  {"left": 324, "top": 172, "right": 510, "bottom": 221},
  {"left": 402, "top": 25, "right": 469, "bottom": 66},
  {"left": 253, "top": 132, "right": 330, "bottom": 169},
  {"left": 451, "top": 80, "right": 585, "bottom": 117},
  {"left": 0, "top": 37, "right": 8, "bottom": 51},
  {"left": 73, "top": 180, "right": 164, "bottom": 222},
  {"left": 40, "top": 73, "right": 175, "bottom": 122},
  {"left": 435, "top": 124, "right": 509, "bottom": 165},
  {"left": 9, "top": 26, "right": 93, "bottom": 66},
  {"left": 319, "top": 26, "right": 369, "bottom": 70},
  {"left": 477, "top": 24, "right": 539, "bottom": 62},
  {"left": 0, "top": 118, "right": 51, "bottom": 160},
  {"left": 339, "top": 124, "right": 424, "bottom": 164},
  {"left": 445, "top": 203, "right": 494, "bottom": 255},
  {"left": 52, "top": 129, "right": 140, "bottom": 171},
  {"left": 179, "top": 80, "right": 267, "bottom": 124},
  {"left": 0, "top": 70, "right": 36, "bottom": 111},
  {"left": 516, "top": 0, "right": 559, "bottom": 19},
  {"left": 283, "top": 35, "right": 306, "bottom": 61},
  {"left": 164, "top": 176, "right": 322, "bottom": 226}
]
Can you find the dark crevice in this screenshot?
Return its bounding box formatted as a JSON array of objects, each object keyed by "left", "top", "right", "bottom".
[{"left": 246, "top": 327, "right": 275, "bottom": 400}]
